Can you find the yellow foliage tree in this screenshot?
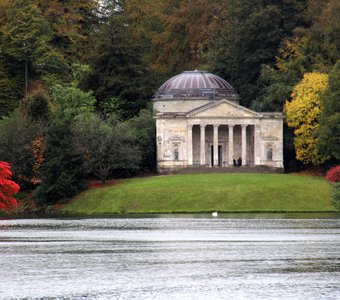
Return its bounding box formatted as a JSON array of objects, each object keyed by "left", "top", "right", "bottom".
[{"left": 284, "top": 72, "right": 328, "bottom": 165}]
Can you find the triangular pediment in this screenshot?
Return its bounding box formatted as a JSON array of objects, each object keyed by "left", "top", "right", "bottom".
[{"left": 187, "top": 100, "right": 262, "bottom": 118}]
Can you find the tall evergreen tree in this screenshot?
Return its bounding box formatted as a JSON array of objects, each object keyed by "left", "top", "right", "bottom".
[
  {"left": 317, "top": 61, "right": 340, "bottom": 161},
  {"left": 252, "top": 0, "right": 340, "bottom": 112},
  {"left": 211, "top": 0, "right": 307, "bottom": 107},
  {"left": 81, "top": 2, "right": 156, "bottom": 118},
  {"left": 35, "top": 115, "right": 85, "bottom": 204},
  {"left": 0, "top": 112, "right": 39, "bottom": 188}
]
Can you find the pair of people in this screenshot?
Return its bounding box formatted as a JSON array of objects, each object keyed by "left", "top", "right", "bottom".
[{"left": 233, "top": 157, "right": 242, "bottom": 167}]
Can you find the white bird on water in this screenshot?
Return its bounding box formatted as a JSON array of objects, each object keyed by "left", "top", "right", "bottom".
[{"left": 212, "top": 212, "right": 218, "bottom": 217}]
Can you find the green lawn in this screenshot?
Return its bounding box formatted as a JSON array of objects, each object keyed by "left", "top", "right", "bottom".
[{"left": 62, "top": 173, "right": 336, "bottom": 214}]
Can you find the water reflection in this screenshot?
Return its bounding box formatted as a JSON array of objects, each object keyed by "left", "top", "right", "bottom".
[{"left": 0, "top": 216, "right": 339, "bottom": 299}]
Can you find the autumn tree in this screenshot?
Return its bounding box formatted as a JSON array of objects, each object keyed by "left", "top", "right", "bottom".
[
  {"left": 0, "top": 0, "right": 68, "bottom": 94},
  {"left": 0, "top": 0, "right": 97, "bottom": 116},
  {"left": 0, "top": 162, "right": 20, "bottom": 211},
  {"left": 144, "top": 0, "right": 224, "bottom": 76},
  {"left": 39, "top": 0, "right": 97, "bottom": 61},
  {"left": 284, "top": 72, "right": 328, "bottom": 165},
  {"left": 0, "top": 1, "right": 24, "bottom": 116}
]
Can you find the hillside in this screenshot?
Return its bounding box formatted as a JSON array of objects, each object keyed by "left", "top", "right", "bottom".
[{"left": 62, "top": 174, "right": 335, "bottom": 214}]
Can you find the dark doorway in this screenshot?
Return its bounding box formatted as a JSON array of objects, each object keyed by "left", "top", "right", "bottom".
[
  {"left": 211, "top": 145, "right": 214, "bottom": 166},
  {"left": 218, "top": 145, "right": 222, "bottom": 167}
]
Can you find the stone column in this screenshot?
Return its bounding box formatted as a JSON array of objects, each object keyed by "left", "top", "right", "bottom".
[
  {"left": 241, "top": 125, "right": 247, "bottom": 167},
  {"left": 254, "top": 124, "right": 261, "bottom": 165},
  {"left": 200, "top": 124, "right": 206, "bottom": 166},
  {"left": 228, "top": 124, "right": 234, "bottom": 166},
  {"left": 187, "top": 124, "right": 193, "bottom": 166},
  {"left": 213, "top": 124, "right": 219, "bottom": 167}
]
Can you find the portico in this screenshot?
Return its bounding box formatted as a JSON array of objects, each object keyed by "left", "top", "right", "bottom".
[{"left": 189, "top": 123, "right": 252, "bottom": 167}]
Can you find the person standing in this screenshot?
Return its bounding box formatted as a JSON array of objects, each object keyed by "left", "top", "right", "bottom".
[{"left": 237, "top": 157, "right": 242, "bottom": 167}]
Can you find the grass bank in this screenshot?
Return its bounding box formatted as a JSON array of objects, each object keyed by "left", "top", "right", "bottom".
[{"left": 62, "top": 173, "right": 336, "bottom": 214}]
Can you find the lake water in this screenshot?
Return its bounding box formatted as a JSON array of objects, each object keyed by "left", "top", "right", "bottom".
[{"left": 0, "top": 214, "right": 339, "bottom": 300}]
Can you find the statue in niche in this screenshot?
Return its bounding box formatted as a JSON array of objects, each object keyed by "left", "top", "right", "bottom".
[
  {"left": 174, "top": 148, "right": 179, "bottom": 160},
  {"left": 267, "top": 147, "right": 273, "bottom": 160}
]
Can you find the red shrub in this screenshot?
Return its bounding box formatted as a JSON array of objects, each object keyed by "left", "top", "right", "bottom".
[
  {"left": 0, "top": 162, "right": 20, "bottom": 210},
  {"left": 325, "top": 166, "right": 340, "bottom": 183}
]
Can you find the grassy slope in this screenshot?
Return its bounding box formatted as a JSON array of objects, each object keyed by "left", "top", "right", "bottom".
[{"left": 62, "top": 173, "right": 335, "bottom": 214}]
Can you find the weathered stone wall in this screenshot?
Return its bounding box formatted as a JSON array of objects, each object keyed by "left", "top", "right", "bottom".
[
  {"left": 156, "top": 118, "right": 188, "bottom": 170},
  {"left": 153, "top": 98, "right": 240, "bottom": 115},
  {"left": 153, "top": 99, "right": 211, "bottom": 115},
  {"left": 257, "top": 118, "right": 284, "bottom": 168}
]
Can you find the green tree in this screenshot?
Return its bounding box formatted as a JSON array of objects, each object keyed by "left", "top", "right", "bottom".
[
  {"left": 110, "top": 121, "right": 142, "bottom": 176},
  {"left": 252, "top": 37, "right": 310, "bottom": 112},
  {"left": 72, "top": 112, "right": 142, "bottom": 181},
  {"left": 126, "top": 109, "right": 156, "bottom": 172},
  {"left": 34, "top": 83, "right": 96, "bottom": 204},
  {"left": 211, "top": 0, "right": 307, "bottom": 107},
  {"left": 34, "top": 115, "right": 85, "bottom": 204},
  {"left": 0, "top": 112, "right": 39, "bottom": 188},
  {"left": 81, "top": 1, "right": 156, "bottom": 119},
  {"left": 0, "top": 62, "right": 19, "bottom": 117},
  {"left": 52, "top": 84, "right": 95, "bottom": 118},
  {"left": 72, "top": 112, "right": 117, "bottom": 182},
  {"left": 317, "top": 61, "right": 340, "bottom": 161},
  {"left": 302, "top": 0, "right": 340, "bottom": 72}
]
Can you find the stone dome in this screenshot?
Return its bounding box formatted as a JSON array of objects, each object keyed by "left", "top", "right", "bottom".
[{"left": 153, "top": 70, "right": 240, "bottom": 100}]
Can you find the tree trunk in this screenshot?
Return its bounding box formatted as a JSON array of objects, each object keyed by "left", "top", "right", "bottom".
[{"left": 25, "top": 59, "right": 28, "bottom": 96}]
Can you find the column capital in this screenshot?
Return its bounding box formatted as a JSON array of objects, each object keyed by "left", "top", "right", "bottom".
[
  {"left": 228, "top": 124, "right": 235, "bottom": 128},
  {"left": 241, "top": 124, "right": 248, "bottom": 129},
  {"left": 187, "top": 124, "right": 193, "bottom": 130},
  {"left": 200, "top": 123, "right": 206, "bottom": 128},
  {"left": 213, "top": 124, "right": 219, "bottom": 129}
]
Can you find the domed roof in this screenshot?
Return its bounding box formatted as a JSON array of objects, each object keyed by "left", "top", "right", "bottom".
[{"left": 153, "top": 70, "right": 240, "bottom": 100}]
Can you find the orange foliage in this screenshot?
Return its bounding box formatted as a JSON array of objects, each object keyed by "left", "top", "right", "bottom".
[{"left": 32, "top": 136, "right": 45, "bottom": 178}]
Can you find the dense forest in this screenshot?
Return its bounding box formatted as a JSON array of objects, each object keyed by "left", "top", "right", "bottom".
[{"left": 0, "top": 0, "right": 339, "bottom": 208}]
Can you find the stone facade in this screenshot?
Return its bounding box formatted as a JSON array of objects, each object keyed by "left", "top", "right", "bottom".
[{"left": 153, "top": 71, "right": 284, "bottom": 173}]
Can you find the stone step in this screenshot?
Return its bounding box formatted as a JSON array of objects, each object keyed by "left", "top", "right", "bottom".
[{"left": 174, "top": 166, "right": 284, "bottom": 174}]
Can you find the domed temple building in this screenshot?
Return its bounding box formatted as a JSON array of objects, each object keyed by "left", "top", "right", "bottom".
[{"left": 152, "top": 70, "right": 284, "bottom": 173}]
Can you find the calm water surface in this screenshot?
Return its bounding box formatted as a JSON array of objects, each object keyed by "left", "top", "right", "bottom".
[{"left": 0, "top": 215, "right": 339, "bottom": 299}]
